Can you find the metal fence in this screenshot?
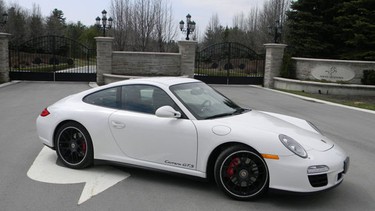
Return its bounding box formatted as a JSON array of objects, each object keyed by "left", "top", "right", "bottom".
[
  {"left": 9, "top": 35, "right": 96, "bottom": 82},
  {"left": 195, "top": 42, "right": 264, "bottom": 85}
]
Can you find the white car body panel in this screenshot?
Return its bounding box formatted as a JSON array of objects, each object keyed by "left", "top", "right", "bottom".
[
  {"left": 109, "top": 110, "right": 198, "bottom": 169},
  {"left": 36, "top": 77, "right": 348, "bottom": 193}
]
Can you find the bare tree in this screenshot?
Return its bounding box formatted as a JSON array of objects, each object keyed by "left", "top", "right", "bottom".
[
  {"left": 245, "top": 0, "right": 291, "bottom": 51},
  {"left": 153, "top": 0, "right": 177, "bottom": 52},
  {"left": 110, "top": 0, "right": 132, "bottom": 50},
  {"left": 133, "top": 0, "right": 157, "bottom": 51},
  {"left": 233, "top": 12, "right": 246, "bottom": 31},
  {"left": 246, "top": 7, "right": 259, "bottom": 33},
  {"left": 202, "top": 13, "right": 224, "bottom": 47},
  {"left": 28, "top": 3, "right": 44, "bottom": 39},
  {"left": 110, "top": 0, "right": 177, "bottom": 52},
  {"left": 259, "top": 0, "right": 291, "bottom": 43}
]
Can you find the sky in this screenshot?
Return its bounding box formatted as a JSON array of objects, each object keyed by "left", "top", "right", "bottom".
[{"left": 5, "top": 0, "right": 263, "bottom": 38}]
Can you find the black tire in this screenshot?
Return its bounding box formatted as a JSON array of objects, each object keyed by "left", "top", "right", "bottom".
[
  {"left": 214, "top": 145, "right": 269, "bottom": 200},
  {"left": 55, "top": 122, "right": 93, "bottom": 169}
]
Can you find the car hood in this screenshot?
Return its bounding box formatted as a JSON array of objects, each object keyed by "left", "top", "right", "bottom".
[{"left": 211, "top": 110, "right": 334, "bottom": 152}]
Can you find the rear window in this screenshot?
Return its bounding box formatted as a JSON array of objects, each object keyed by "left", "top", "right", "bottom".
[{"left": 83, "top": 87, "right": 120, "bottom": 109}]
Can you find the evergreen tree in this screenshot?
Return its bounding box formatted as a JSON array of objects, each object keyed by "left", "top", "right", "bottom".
[
  {"left": 65, "top": 21, "right": 85, "bottom": 40},
  {"left": 46, "top": 9, "right": 66, "bottom": 36},
  {"left": 286, "top": 0, "right": 342, "bottom": 58},
  {"left": 78, "top": 26, "right": 100, "bottom": 49},
  {"left": 335, "top": 0, "right": 375, "bottom": 60},
  {"left": 287, "top": 0, "right": 375, "bottom": 60},
  {"left": 7, "top": 5, "right": 28, "bottom": 44},
  {"left": 202, "top": 14, "right": 224, "bottom": 48}
]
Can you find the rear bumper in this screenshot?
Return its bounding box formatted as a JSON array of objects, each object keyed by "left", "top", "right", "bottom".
[{"left": 36, "top": 115, "right": 55, "bottom": 148}]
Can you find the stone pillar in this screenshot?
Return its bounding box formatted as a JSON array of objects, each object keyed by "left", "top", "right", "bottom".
[
  {"left": 95, "top": 37, "right": 114, "bottom": 85},
  {"left": 0, "top": 33, "right": 11, "bottom": 83},
  {"left": 264, "top": 43, "right": 287, "bottom": 88},
  {"left": 178, "top": 40, "right": 197, "bottom": 77}
]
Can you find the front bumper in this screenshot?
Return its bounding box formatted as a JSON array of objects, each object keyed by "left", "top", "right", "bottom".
[{"left": 266, "top": 145, "right": 349, "bottom": 193}]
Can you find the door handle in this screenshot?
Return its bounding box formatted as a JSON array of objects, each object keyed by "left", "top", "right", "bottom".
[{"left": 111, "top": 121, "right": 125, "bottom": 129}]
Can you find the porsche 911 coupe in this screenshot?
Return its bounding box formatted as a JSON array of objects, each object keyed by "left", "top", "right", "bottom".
[{"left": 36, "top": 77, "right": 349, "bottom": 200}]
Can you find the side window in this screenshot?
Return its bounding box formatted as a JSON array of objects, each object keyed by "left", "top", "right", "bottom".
[
  {"left": 122, "top": 85, "right": 154, "bottom": 114},
  {"left": 152, "top": 87, "right": 178, "bottom": 111},
  {"left": 83, "top": 87, "right": 120, "bottom": 109},
  {"left": 121, "top": 85, "right": 179, "bottom": 115}
]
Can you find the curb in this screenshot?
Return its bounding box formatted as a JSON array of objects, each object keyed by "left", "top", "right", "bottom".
[
  {"left": 89, "top": 82, "right": 99, "bottom": 88},
  {"left": 251, "top": 85, "right": 375, "bottom": 115},
  {"left": 0, "top": 81, "right": 20, "bottom": 88}
]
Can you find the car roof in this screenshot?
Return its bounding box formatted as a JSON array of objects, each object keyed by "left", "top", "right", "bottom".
[
  {"left": 108, "top": 77, "right": 200, "bottom": 87},
  {"left": 77, "top": 77, "right": 201, "bottom": 98}
]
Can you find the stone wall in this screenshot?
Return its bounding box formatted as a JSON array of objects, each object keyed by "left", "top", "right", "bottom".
[
  {"left": 96, "top": 37, "right": 197, "bottom": 85},
  {"left": 0, "top": 33, "right": 10, "bottom": 83},
  {"left": 293, "top": 57, "right": 375, "bottom": 84},
  {"left": 274, "top": 77, "right": 375, "bottom": 96},
  {"left": 112, "top": 52, "right": 181, "bottom": 76}
]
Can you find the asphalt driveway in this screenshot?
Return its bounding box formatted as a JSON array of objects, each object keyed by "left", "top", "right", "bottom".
[{"left": 0, "top": 81, "right": 374, "bottom": 211}]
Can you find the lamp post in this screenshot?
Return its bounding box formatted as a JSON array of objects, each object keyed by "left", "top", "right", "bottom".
[
  {"left": 179, "top": 14, "right": 196, "bottom": 40},
  {"left": 95, "top": 10, "right": 113, "bottom": 37},
  {"left": 268, "top": 20, "right": 282, "bottom": 43},
  {"left": 0, "top": 12, "right": 8, "bottom": 31}
]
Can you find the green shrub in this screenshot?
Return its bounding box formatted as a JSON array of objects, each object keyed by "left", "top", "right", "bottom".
[
  {"left": 280, "top": 53, "right": 296, "bottom": 79},
  {"left": 362, "top": 70, "right": 375, "bottom": 85},
  {"left": 67, "top": 58, "right": 74, "bottom": 65},
  {"left": 49, "top": 57, "right": 59, "bottom": 65},
  {"left": 33, "top": 57, "right": 42, "bottom": 64}
]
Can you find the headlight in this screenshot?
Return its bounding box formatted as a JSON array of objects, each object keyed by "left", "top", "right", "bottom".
[{"left": 279, "top": 134, "right": 308, "bottom": 158}]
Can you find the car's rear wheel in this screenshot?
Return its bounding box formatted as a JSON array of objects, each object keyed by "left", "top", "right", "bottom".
[
  {"left": 55, "top": 122, "right": 93, "bottom": 169},
  {"left": 214, "top": 145, "right": 269, "bottom": 200}
]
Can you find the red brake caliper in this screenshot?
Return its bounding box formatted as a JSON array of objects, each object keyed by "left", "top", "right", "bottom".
[
  {"left": 226, "top": 157, "right": 240, "bottom": 177},
  {"left": 82, "top": 142, "right": 86, "bottom": 154}
]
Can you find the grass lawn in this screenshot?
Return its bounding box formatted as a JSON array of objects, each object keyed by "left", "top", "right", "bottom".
[{"left": 276, "top": 89, "right": 375, "bottom": 111}]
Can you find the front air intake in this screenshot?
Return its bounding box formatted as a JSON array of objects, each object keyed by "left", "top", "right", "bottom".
[{"left": 308, "top": 174, "right": 328, "bottom": 187}]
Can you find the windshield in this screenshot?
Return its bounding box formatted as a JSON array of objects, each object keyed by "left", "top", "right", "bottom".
[{"left": 170, "top": 82, "right": 249, "bottom": 120}]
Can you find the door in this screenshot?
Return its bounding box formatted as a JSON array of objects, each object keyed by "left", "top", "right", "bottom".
[{"left": 108, "top": 85, "right": 198, "bottom": 169}]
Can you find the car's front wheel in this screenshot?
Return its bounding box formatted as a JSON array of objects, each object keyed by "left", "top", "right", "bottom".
[
  {"left": 55, "top": 122, "right": 93, "bottom": 169},
  {"left": 214, "top": 145, "right": 269, "bottom": 200}
]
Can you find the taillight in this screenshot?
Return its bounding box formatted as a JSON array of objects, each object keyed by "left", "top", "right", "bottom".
[{"left": 40, "top": 108, "right": 50, "bottom": 117}]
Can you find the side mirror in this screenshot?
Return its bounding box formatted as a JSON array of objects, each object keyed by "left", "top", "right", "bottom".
[{"left": 155, "top": 106, "right": 181, "bottom": 118}]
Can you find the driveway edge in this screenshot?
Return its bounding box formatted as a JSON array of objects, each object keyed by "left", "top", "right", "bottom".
[
  {"left": 0, "top": 81, "right": 20, "bottom": 88},
  {"left": 251, "top": 85, "right": 375, "bottom": 115}
]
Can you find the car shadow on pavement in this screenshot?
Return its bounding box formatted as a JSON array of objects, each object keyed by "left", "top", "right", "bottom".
[
  {"left": 114, "top": 165, "right": 217, "bottom": 189},
  {"left": 263, "top": 181, "right": 369, "bottom": 209},
  {"left": 111, "top": 165, "right": 362, "bottom": 208}
]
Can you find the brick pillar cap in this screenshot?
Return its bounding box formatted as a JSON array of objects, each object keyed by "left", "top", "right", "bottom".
[
  {"left": 0, "top": 33, "right": 11, "bottom": 38},
  {"left": 264, "top": 43, "right": 287, "bottom": 48},
  {"left": 95, "top": 37, "right": 115, "bottom": 41},
  {"left": 178, "top": 40, "right": 198, "bottom": 45}
]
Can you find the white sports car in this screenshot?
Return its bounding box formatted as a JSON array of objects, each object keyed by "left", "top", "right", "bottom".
[{"left": 36, "top": 77, "right": 349, "bottom": 200}]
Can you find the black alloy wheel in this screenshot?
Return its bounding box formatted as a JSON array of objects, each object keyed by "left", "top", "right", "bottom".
[
  {"left": 55, "top": 122, "right": 93, "bottom": 169},
  {"left": 214, "top": 145, "right": 269, "bottom": 200}
]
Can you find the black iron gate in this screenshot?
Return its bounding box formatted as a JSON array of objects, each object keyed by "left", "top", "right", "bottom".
[
  {"left": 194, "top": 42, "right": 264, "bottom": 85},
  {"left": 9, "top": 36, "right": 96, "bottom": 82}
]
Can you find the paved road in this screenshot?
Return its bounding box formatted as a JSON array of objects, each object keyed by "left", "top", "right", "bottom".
[
  {"left": 0, "top": 82, "right": 374, "bottom": 211},
  {"left": 56, "top": 65, "right": 96, "bottom": 73}
]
